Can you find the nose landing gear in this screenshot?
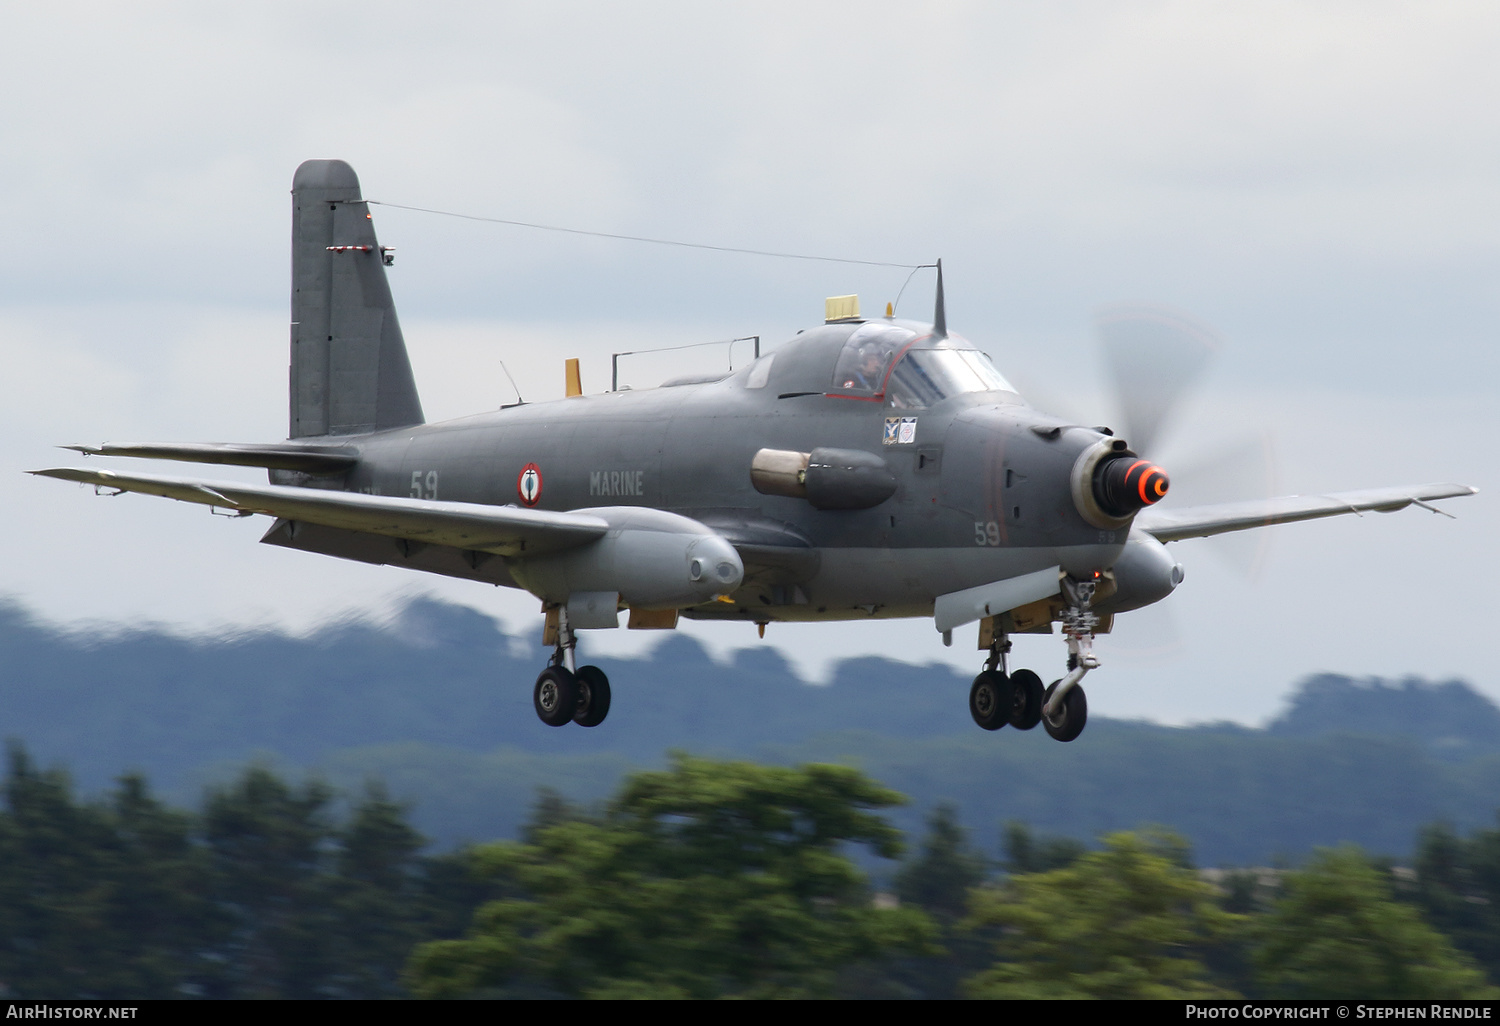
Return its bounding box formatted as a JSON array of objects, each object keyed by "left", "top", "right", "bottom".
[{"left": 533, "top": 605, "right": 612, "bottom": 728}]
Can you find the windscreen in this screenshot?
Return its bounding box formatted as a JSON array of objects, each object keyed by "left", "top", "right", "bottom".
[{"left": 886, "top": 339, "right": 1015, "bottom": 408}]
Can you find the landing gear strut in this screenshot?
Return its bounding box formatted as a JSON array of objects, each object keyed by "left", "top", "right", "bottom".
[
  {"left": 1042, "top": 575, "right": 1099, "bottom": 743},
  {"left": 533, "top": 605, "right": 612, "bottom": 728}
]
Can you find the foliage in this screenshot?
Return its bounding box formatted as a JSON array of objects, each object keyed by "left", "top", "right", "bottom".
[
  {"left": 964, "top": 830, "right": 1242, "bottom": 999},
  {"left": 0, "top": 747, "right": 215, "bottom": 998},
  {"left": 1254, "top": 845, "right": 1497, "bottom": 999},
  {"left": 0, "top": 746, "right": 467, "bottom": 999},
  {"left": 1411, "top": 819, "right": 1500, "bottom": 982},
  {"left": 895, "top": 804, "right": 989, "bottom": 920},
  {"left": 406, "top": 754, "right": 936, "bottom": 999},
  {"left": 11, "top": 727, "right": 1500, "bottom": 1002},
  {"left": 1001, "top": 819, "right": 1086, "bottom": 875},
  {"left": 859, "top": 804, "right": 993, "bottom": 998}
]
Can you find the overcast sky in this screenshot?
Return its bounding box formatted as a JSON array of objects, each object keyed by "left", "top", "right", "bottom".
[{"left": 3, "top": 2, "right": 1495, "bottom": 725}]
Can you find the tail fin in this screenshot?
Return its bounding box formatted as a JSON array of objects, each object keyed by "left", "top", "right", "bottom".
[{"left": 289, "top": 159, "right": 424, "bottom": 438}]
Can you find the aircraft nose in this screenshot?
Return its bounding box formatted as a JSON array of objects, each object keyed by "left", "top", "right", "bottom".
[{"left": 1093, "top": 456, "right": 1170, "bottom": 517}]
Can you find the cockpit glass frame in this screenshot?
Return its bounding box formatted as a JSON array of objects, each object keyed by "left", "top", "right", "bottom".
[
  {"left": 828, "top": 326, "right": 1015, "bottom": 407},
  {"left": 829, "top": 323, "right": 916, "bottom": 396}
]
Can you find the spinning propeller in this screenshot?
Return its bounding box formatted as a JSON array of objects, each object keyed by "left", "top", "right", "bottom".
[{"left": 1092, "top": 305, "right": 1279, "bottom": 653}]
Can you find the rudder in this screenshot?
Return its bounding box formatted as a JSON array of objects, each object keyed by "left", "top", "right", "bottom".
[{"left": 290, "top": 159, "right": 424, "bottom": 438}]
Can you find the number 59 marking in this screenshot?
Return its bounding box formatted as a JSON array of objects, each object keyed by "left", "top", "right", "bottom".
[
  {"left": 974, "top": 521, "right": 1001, "bottom": 546},
  {"left": 410, "top": 470, "right": 438, "bottom": 500}
]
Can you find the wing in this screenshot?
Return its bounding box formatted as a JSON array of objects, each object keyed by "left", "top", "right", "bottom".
[
  {"left": 61, "top": 441, "right": 359, "bottom": 474},
  {"left": 30, "top": 467, "right": 607, "bottom": 557},
  {"left": 1135, "top": 482, "right": 1477, "bottom": 543}
]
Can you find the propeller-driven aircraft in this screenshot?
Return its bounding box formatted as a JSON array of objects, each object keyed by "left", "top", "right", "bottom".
[{"left": 33, "top": 160, "right": 1476, "bottom": 740}]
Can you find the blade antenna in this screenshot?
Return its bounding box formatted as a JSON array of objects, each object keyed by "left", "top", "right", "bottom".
[
  {"left": 932, "top": 259, "right": 947, "bottom": 338},
  {"left": 498, "top": 360, "right": 526, "bottom": 407}
]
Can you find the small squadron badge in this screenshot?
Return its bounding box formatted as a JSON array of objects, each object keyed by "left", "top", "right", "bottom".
[{"left": 884, "top": 416, "right": 918, "bottom": 445}]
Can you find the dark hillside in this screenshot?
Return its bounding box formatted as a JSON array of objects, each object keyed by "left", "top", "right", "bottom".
[{"left": 1267, "top": 673, "right": 1500, "bottom": 760}]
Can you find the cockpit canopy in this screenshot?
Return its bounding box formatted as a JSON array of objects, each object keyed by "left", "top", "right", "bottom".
[{"left": 829, "top": 323, "right": 1015, "bottom": 408}]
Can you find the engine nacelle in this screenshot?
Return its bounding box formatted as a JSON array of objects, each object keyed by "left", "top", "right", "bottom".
[
  {"left": 1093, "top": 529, "right": 1184, "bottom": 614},
  {"left": 509, "top": 507, "right": 744, "bottom": 619}
]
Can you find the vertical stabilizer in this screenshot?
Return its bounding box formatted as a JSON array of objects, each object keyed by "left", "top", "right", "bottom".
[{"left": 290, "top": 160, "right": 424, "bottom": 438}]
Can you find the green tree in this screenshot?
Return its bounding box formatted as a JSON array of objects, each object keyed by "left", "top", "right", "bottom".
[
  {"left": 94, "top": 774, "right": 219, "bottom": 997},
  {"left": 848, "top": 804, "right": 993, "bottom": 998},
  {"left": 0, "top": 748, "right": 218, "bottom": 998},
  {"left": 1412, "top": 820, "right": 1500, "bottom": 982},
  {"left": 407, "top": 754, "right": 936, "bottom": 999},
  {"left": 964, "top": 830, "right": 1241, "bottom": 999},
  {"left": 1255, "top": 845, "right": 1496, "bottom": 999},
  {"left": 201, "top": 766, "right": 340, "bottom": 997},
  {"left": 1001, "top": 820, "right": 1086, "bottom": 875},
  {"left": 0, "top": 746, "right": 124, "bottom": 997},
  {"left": 324, "top": 782, "right": 429, "bottom": 998},
  {"left": 895, "top": 804, "right": 989, "bottom": 920}
]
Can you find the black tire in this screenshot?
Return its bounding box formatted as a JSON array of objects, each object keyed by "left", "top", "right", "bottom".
[
  {"left": 573, "top": 665, "right": 612, "bottom": 727},
  {"left": 1042, "top": 680, "right": 1087, "bottom": 742},
  {"left": 533, "top": 666, "right": 578, "bottom": 727},
  {"left": 969, "top": 670, "right": 1013, "bottom": 731},
  {"left": 1008, "top": 669, "right": 1044, "bottom": 730}
]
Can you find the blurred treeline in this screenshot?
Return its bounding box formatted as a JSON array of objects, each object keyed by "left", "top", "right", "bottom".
[
  {"left": 6, "top": 596, "right": 1500, "bottom": 865},
  {"left": 2, "top": 747, "right": 1499, "bottom": 999}
]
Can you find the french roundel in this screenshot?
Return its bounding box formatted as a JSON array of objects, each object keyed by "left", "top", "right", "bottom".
[{"left": 517, "top": 463, "right": 543, "bottom": 506}]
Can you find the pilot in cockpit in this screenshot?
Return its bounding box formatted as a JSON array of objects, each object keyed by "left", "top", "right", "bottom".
[{"left": 842, "top": 346, "right": 888, "bottom": 392}]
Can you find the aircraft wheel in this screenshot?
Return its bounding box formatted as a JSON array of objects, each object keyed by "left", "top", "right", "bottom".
[
  {"left": 533, "top": 666, "right": 578, "bottom": 727},
  {"left": 573, "top": 665, "right": 612, "bottom": 727},
  {"left": 1008, "top": 669, "right": 1044, "bottom": 730},
  {"left": 1042, "top": 680, "right": 1087, "bottom": 743},
  {"left": 969, "top": 670, "right": 1013, "bottom": 731}
]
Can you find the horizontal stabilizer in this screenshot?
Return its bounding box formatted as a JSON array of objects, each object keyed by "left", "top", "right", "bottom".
[
  {"left": 62, "top": 442, "right": 360, "bottom": 474},
  {"left": 934, "top": 565, "right": 1062, "bottom": 633},
  {"left": 1135, "top": 483, "right": 1478, "bottom": 543},
  {"left": 31, "top": 467, "right": 607, "bottom": 557}
]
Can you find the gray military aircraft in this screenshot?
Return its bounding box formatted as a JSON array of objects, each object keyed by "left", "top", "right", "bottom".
[{"left": 33, "top": 159, "right": 1477, "bottom": 740}]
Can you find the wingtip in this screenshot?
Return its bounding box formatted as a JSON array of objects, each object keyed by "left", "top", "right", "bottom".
[{"left": 29, "top": 468, "right": 102, "bottom": 482}]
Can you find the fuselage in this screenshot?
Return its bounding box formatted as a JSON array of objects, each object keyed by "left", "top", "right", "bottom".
[{"left": 270, "top": 319, "right": 1130, "bottom": 625}]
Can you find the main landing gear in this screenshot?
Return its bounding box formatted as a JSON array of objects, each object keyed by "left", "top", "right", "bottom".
[
  {"left": 533, "top": 605, "right": 612, "bottom": 728},
  {"left": 968, "top": 575, "right": 1098, "bottom": 743}
]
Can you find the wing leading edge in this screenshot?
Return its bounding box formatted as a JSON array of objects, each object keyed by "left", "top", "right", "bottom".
[
  {"left": 1134, "top": 483, "right": 1477, "bottom": 543},
  {"left": 31, "top": 467, "right": 607, "bottom": 557}
]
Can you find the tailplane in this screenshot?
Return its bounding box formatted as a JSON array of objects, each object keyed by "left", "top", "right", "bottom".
[{"left": 290, "top": 159, "right": 424, "bottom": 438}]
